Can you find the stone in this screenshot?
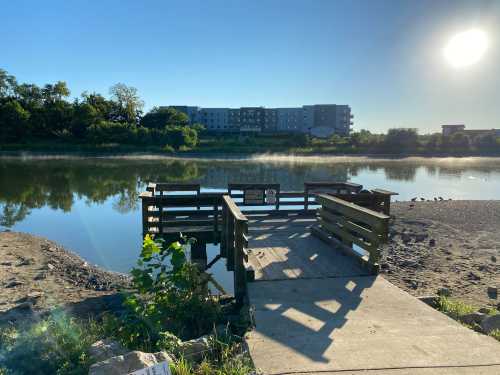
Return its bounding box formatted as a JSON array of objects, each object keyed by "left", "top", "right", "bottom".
[
  {"left": 429, "top": 239, "right": 436, "bottom": 247},
  {"left": 415, "top": 233, "right": 428, "bottom": 242},
  {"left": 487, "top": 286, "right": 498, "bottom": 299},
  {"left": 88, "top": 339, "right": 127, "bottom": 363},
  {"left": 47, "top": 263, "right": 55, "bottom": 270},
  {"left": 459, "top": 312, "right": 486, "bottom": 326},
  {"left": 6, "top": 280, "right": 23, "bottom": 288},
  {"left": 468, "top": 272, "right": 481, "bottom": 281},
  {"left": 89, "top": 350, "right": 172, "bottom": 375},
  {"left": 437, "top": 287, "right": 451, "bottom": 297},
  {"left": 480, "top": 314, "right": 500, "bottom": 334},
  {"left": 179, "top": 335, "right": 211, "bottom": 363},
  {"left": 491, "top": 255, "right": 497, "bottom": 263}
]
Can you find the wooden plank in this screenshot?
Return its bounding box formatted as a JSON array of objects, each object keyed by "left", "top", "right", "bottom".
[
  {"left": 318, "top": 208, "right": 381, "bottom": 244},
  {"left": 310, "top": 225, "right": 378, "bottom": 275},
  {"left": 316, "top": 194, "right": 389, "bottom": 232},
  {"left": 234, "top": 220, "right": 248, "bottom": 304},
  {"left": 319, "top": 218, "right": 378, "bottom": 254},
  {"left": 223, "top": 195, "right": 248, "bottom": 222}
]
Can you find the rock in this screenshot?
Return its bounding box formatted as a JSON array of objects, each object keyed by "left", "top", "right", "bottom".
[
  {"left": 47, "top": 263, "right": 55, "bottom": 270},
  {"left": 487, "top": 286, "right": 498, "bottom": 300},
  {"left": 179, "top": 335, "right": 211, "bottom": 363},
  {"left": 437, "top": 287, "right": 451, "bottom": 297},
  {"left": 89, "top": 351, "right": 172, "bottom": 375},
  {"left": 468, "top": 272, "right": 481, "bottom": 281},
  {"left": 17, "top": 258, "right": 33, "bottom": 266},
  {"left": 34, "top": 272, "right": 47, "bottom": 280},
  {"left": 459, "top": 312, "right": 486, "bottom": 325},
  {"left": 0, "top": 261, "right": 13, "bottom": 266},
  {"left": 380, "top": 262, "right": 390, "bottom": 271},
  {"left": 401, "top": 233, "right": 412, "bottom": 243},
  {"left": 6, "top": 280, "right": 23, "bottom": 288},
  {"left": 429, "top": 239, "right": 436, "bottom": 247},
  {"left": 491, "top": 255, "right": 497, "bottom": 263},
  {"left": 415, "top": 233, "right": 428, "bottom": 242},
  {"left": 88, "top": 339, "right": 127, "bottom": 363},
  {"left": 480, "top": 314, "right": 500, "bottom": 334}
]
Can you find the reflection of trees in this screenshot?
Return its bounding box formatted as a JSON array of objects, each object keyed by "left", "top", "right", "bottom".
[
  {"left": 0, "top": 159, "right": 205, "bottom": 227},
  {"left": 383, "top": 164, "right": 418, "bottom": 181},
  {"left": 1, "top": 157, "right": 499, "bottom": 227},
  {"left": 0, "top": 203, "right": 30, "bottom": 227}
]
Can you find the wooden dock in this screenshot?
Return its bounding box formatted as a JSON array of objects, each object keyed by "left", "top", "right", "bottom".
[{"left": 140, "top": 182, "right": 500, "bottom": 374}]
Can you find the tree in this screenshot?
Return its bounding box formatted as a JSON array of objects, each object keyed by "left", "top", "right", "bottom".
[
  {"left": 165, "top": 126, "right": 198, "bottom": 149},
  {"left": 385, "top": 128, "right": 418, "bottom": 151},
  {"left": 109, "top": 83, "right": 144, "bottom": 124},
  {"left": 0, "top": 69, "right": 18, "bottom": 98},
  {"left": 0, "top": 100, "right": 31, "bottom": 141},
  {"left": 447, "top": 132, "right": 470, "bottom": 152},
  {"left": 140, "top": 106, "right": 189, "bottom": 129}
]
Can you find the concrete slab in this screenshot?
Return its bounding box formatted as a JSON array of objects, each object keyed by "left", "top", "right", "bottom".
[{"left": 246, "top": 276, "right": 500, "bottom": 375}]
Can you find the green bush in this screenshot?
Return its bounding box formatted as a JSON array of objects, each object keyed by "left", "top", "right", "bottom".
[
  {"left": 0, "top": 312, "right": 103, "bottom": 375},
  {"left": 110, "top": 236, "right": 221, "bottom": 351}
]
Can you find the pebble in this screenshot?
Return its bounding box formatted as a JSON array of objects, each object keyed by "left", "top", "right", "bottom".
[
  {"left": 6, "top": 280, "right": 24, "bottom": 288},
  {"left": 487, "top": 286, "right": 498, "bottom": 299}
]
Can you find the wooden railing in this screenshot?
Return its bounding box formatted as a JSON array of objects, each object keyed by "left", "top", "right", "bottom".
[
  {"left": 221, "top": 195, "right": 249, "bottom": 304},
  {"left": 140, "top": 191, "right": 222, "bottom": 240},
  {"left": 313, "top": 194, "right": 390, "bottom": 274}
]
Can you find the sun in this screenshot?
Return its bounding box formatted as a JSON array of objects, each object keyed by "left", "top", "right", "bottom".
[{"left": 443, "top": 29, "right": 489, "bottom": 68}]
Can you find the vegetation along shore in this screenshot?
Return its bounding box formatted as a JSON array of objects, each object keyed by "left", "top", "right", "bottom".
[{"left": 2, "top": 69, "right": 500, "bottom": 157}]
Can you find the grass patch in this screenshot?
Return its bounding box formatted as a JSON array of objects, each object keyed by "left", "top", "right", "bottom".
[
  {"left": 0, "top": 311, "right": 104, "bottom": 375},
  {"left": 435, "top": 296, "right": 476, "bottom": 321},
  {"left": 435, "top": 296, "right": 500, "bottom": 343}
]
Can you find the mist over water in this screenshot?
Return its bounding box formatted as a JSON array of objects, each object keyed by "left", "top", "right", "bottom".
[{"left": 1, "top": 156, "right": 499, "bottom": 283}]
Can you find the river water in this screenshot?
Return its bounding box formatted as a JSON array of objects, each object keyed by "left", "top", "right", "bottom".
[{"left": 1, "top": 155, "right": 499, "bottom": 288}]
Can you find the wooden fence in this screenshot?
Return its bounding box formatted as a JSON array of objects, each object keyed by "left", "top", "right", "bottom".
[
  {"left": 221, "top": 195, "right": 249, "bottom": 304},
  {"left": 313, "top": 194, "right": 390, "bottom": 274}
]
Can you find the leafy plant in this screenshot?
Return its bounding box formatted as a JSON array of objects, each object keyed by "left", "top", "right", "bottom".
[
  {"left": 112, "top": 235, "right": 221, "bottom": 351},
  {"left": 0, "top": 312, "right": 103, "bottom": 375}
]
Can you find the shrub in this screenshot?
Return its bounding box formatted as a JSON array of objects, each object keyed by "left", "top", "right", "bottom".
[
  {"left": 110, "top": 236, "right": 221, "bottom": 351},
  {"left": 163, "top": 144, "right": 175, "bottom": 153},
  {"left": 0, "top": 312, "right": 103, "bottom": 375}
]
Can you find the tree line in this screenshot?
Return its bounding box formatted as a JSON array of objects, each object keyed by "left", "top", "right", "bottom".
[{"left": 0, "top": 69, "right": 199, "bottom": 150}]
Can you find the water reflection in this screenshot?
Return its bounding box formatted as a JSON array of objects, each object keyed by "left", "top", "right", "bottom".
[{"left": 1, "top": 156, "right": 500, "bottom": 229}]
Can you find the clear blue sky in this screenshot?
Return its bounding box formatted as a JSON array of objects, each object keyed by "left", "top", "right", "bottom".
[{"left": 2, "top": 0, "right": 499, "bottom": 133}]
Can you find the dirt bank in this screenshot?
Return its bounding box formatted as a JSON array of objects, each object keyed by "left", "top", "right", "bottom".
[
  {"left": 0, "top": 231, "right": 129, "bottom": 324},
  {"left": 382, "top": 201, "right": 500, "bottom": 308}
]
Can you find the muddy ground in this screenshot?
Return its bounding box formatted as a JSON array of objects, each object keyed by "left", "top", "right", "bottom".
[
  {"left": 382, "top": 201, "right": 500, "bottom": 308},
  {"left": 0, "top": 231, "right": 129, "bottom": 324}
]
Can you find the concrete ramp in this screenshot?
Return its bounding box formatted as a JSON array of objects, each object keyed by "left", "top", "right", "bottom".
[{"left": 246, "top": 276, "right": 500, "bottom": 374}]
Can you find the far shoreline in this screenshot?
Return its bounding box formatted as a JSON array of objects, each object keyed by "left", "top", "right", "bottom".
[{"left": 2, "top": 149, "right": 500, "bottom": 163}]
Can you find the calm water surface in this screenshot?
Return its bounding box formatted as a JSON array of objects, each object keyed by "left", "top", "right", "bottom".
[{"left": 1, "top": 156, "right": 499, "bottom": 290}]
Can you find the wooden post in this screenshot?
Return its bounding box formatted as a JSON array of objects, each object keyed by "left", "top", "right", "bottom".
[
  {"left": 213, "top": 203, "right": 219, "bottom": 233},
  {"left": 227, "top": 215, "right": 235, "bottom": 271},
  {"left": 304, "top": 185, "right": 309, "bottom": 211},
  {"left": 234, "top": 220, "right": 247, "bottom": 305},
  {"left": 191, "top": 241, "right": 207, "bottom": 270},
  {"left": 141, "top": 197, "right": 148, "bottom": 237},
  {"left": 220, "top": 203, "right": 227, "bottom": 257}
]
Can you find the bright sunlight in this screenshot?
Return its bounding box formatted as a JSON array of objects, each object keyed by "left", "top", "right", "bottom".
[{"left": 443, "top": 29, "right": 489, "bottom": 68}]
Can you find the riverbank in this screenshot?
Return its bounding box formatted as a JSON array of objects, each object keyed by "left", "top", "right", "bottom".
[
  {"left": 0, "top": 231, "right": 129, "bottom": 324},
  {"left": 3, "top": 141, "right": 500, "bottom": 158},
  {"left": 383, "top": 201, "right": 500, "bottom": 308}
]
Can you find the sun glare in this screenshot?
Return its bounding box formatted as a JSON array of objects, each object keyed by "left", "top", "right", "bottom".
[{"left": 443, "top": 29, "right": 489, "bottom": 68}]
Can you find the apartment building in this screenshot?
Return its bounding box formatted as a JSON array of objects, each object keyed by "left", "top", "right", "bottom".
[{"left": 172, "top": 104, "right": 353, "bottom": 137}]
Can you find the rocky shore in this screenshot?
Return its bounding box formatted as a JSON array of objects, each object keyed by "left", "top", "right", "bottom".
[
  {"left": 0, "top": 231, "right": 129, "bottom": 324},
  {"left": 382, "top": 200, "right": 500, "bottom": 308}
]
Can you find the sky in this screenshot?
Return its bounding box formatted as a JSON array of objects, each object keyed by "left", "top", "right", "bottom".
[{"left": 2, "top": 0, "right": 499, "bottom": 133}]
